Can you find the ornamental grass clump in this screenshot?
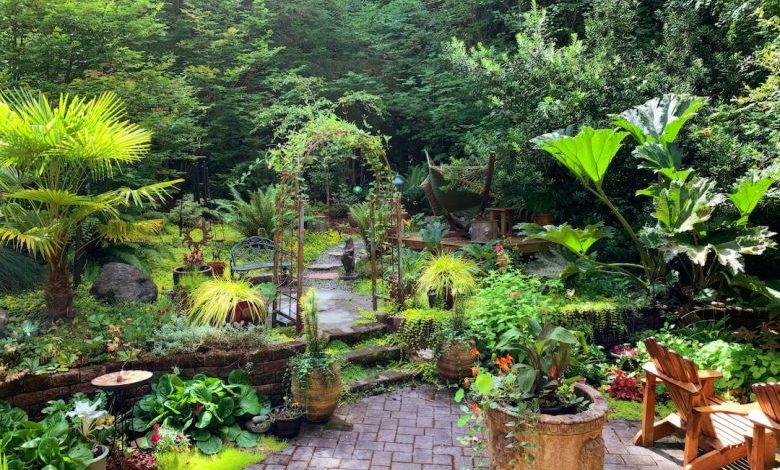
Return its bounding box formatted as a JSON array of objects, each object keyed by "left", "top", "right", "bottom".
[
  {"left": 188, "top": 278, "right": 267, "bottom": 326},
  {"left": 416, "top": 253, "right": 477, "bottom": 309}
]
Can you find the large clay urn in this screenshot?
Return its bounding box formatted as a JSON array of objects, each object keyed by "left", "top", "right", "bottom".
[
  {"left": 485, "top": 382, "right": 607, "bottom": 470},
  {"left": 437, "top": 339, "right": 474, "bottom": 384},
  {"left": 291, "top": 365, "right": 342, "bottom": 423}
]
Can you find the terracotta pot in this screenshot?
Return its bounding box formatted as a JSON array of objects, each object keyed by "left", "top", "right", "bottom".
[
  {"left": 531, "top": 213, "right": 555, "bottom": 226},
  {"left": 292, "top": 365, "right": 342, "bottom": 423},
  {"left": 172, "top": 265, "right": 213, "bottom": 285},
  {"left": 230, "top": 300, "right": 263, "bottom": 324},
  {"left": 485, "top": 383, "right": 607, "bottom": 469},
  {"left": 437, "top": 340, "right": 475, "bottom": 384},
  {"left": 207, "top": 261, "right": 226, "bottom": 278}
]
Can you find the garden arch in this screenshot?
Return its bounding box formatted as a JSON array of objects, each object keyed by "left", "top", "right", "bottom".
[{"left": 267, "top": 114, "right": 395, "bottom": 332}]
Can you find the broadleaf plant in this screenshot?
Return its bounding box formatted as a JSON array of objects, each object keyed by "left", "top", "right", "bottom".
[{"left": 524, "top": 94, "right": 779, "bottom": 303}]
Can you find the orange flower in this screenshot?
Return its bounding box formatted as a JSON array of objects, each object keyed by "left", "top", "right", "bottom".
[
  {"left": 471, "top": 346, "right": 480, "bottom": 358},
  {"left": 471, "top": 402, "right": 480, "bottom": 417},
  {"left": 471, "top": 367, "right": 478, "bottom": 378},
  {"left": 463, "top": 378, "right": 471, "bottom": 388},
  {"left": 493, "top": 354, "right": 513, "bottom": 372},
  {"left": 510, "top": 290, "right": 522, "bottom": 299}
]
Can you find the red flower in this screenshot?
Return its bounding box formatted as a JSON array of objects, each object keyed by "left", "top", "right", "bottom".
[{"left": 151, "top": 433, "right": 161, "bottom": 445}]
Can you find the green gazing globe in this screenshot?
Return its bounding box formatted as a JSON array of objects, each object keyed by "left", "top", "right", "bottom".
[{"left": 352, "top": 185, "right": 363, "bottom": 194}]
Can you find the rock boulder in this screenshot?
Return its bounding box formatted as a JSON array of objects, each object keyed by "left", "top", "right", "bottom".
[{"left": 90, "top": 262, "right": 157, "bottom": 303}]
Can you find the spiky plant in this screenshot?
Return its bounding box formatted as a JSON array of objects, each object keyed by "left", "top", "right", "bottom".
[
  {"left": 0, "top": 91, "right": 181, "bottom": 321},
  {"left": 417, "top": 253, "right": 478, "bottom": 307},
  {"left": 188, "top": 278, "right": 267, "bottom": 326}
]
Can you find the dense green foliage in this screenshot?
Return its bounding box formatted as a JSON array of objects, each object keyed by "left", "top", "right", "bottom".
[{"left": 133, "top": 371, "right": 270, "bottom": 455}]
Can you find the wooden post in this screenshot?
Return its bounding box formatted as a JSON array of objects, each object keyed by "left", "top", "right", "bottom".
[
  {"left": 638, "top": 373, "right": 656, "bottom": 446},
  {"left": 296, "top": 198, "right": 305, "bottom": 333},
  {"left": 396, "top": 193, "right": 404, "bottom": 305},
  {"left": 369, "top": 197, "right": 377, "bottom": 311}
]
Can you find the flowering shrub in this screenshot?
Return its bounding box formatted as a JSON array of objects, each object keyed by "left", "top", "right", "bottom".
[
  {"left": 606, "top": 370, "right": 643, "bottom": 401},
  {"left": 150, "top": 423, "right": 190, "bottom": 454},
  {"left": 610, "top": 344, "right": 639, "bottom": 371},
  {"left": 182, "top": 248, "right": 204, "bottom": 271}
]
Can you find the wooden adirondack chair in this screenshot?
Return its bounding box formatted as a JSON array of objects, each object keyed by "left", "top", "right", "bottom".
[
  {"left": 634, "top": 337, "right": 768, "bottom": 470},
  {"left": 746, "top": 382, "right": 780, "bottom": 469}
]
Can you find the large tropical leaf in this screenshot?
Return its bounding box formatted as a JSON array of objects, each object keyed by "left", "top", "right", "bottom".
[
  {"left": 633, "top": 142, "right": 683, "bottom": 172},
  {"left": 3, "top": 189, "right": 100, "bottom": 208},
  {"left": 518, "top": 223, "right": 605, "bottom": 256},
  {"left": 106, "top": 179, "right": 183, "bottom": 207},
  {"left": 0, "top": 224, "right": 60, "bottom": 258},
  {"left": 612, "top": 94, "right": 705, "bottom": 144},
  {"left": 653, "top": 177, "right": 723, "bottom": 233},
  {"left": 728, "top": 167, "right": 780, "bottom": 224},
  {"left": 532, "top": 127, "right": 628, "bottom": 187}
]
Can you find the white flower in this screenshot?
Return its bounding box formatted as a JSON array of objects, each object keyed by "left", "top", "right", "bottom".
[{"left": 67, "top": 400, "right": 107, "bottom": 421}]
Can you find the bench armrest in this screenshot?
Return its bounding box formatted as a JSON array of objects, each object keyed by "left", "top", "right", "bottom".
[{"left": 694, "top": 402, "right": 759, "bottom": 416}]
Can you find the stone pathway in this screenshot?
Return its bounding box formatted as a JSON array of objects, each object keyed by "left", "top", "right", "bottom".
[
  {"left": 247, "top": 384, "right": 711, "bottom": 470},
  {"left": 278, "top": 239, "right": 371, "bottom": 332}
]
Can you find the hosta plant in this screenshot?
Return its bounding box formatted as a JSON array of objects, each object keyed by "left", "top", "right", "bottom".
[
  {"left": 521, "top": 94, "right": 780, "bottom": 303},
  {"left": 132, "top": 371, "right": 270, "bottom": 455}
]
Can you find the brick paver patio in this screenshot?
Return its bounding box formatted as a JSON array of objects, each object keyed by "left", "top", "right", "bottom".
[{"left": 248, "top": 384, "right": 698, "bottom": 470}]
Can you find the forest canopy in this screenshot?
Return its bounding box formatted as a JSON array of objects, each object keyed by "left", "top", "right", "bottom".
[{"left": 0, "top": 0, "right": 776, "bottom": 255}]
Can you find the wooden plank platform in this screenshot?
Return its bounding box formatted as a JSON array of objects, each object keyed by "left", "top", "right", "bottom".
[{"left": 393, "top": 233, "right": 550, "bottom": 254}]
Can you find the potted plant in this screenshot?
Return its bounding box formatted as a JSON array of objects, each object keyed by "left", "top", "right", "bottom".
[
  {"left": 524, "top": 190, "right": 555, "bottom": 226},
  {"left": 417, "top": 253, "right": 477, "bottom": 310},
  {"left": 457, "top": 319, "right": 608, "bottom": 469},
  {"left": 269, "top": 398, "right": 305, "bottom": 438},
  {"left": 435, "top": 302, "right": 477, "bottom": 384},
  {"left": 188, "top": 277, "right": 268, "bottom": 326},
  {"left": 289, "top": 288, "right": 343, "bottom": 423},
  {"left": 173, "top": 219, "right": 214, "bottom": 284},
  {"left": 66, "top": 399, "right": 112, "bottom": 470}
]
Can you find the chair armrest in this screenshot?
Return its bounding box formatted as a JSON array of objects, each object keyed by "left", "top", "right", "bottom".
[
  {"left": 697, "top": 370, "right": 722, "bottom": 380},
  {"left": 694, "top": 402, "right": 759, "bottom": 416},
  {"left": 747, "top": 410, "right": 780, "bottom": 431}
]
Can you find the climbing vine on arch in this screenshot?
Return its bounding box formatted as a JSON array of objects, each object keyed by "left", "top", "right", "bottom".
[{"left": 267, "top": 112, "right": 395, "bottom": 329}]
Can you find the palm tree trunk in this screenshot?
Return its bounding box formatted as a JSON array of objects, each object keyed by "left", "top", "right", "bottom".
[{"left": 45, "top": 251, "right": 74, "bottom": 322}]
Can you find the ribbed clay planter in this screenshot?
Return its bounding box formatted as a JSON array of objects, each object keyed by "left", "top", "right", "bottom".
[
  {"left": 292, "top": 365, "right": 342, "bottom": 423},
  {"left": 485, "top": 383, "right": 607, "bottom": 470},
  {"left": 437, "top": 339, "right": 474, "bottom": 384}
]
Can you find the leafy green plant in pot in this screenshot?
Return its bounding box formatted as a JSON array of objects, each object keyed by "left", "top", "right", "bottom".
[
  {"left": 66, "top": 399, "right": 112, "bottom": 470},
  {"left": 455, "top": 319, "right": 608, "bottom": 469},
  {"left": 188, "top": 277, "right": 268, "bottom": 326},
  {"left": 523, "top": 189, "right": 556, "bottom": 226},
  {"left": 173, "top": 219, "right": 214, "bottom": 284},
  {"left": 416, "top": 253, "right": 478, "bottom": 382},
  {"left": 289, "top": 288, "right": 343, "bottom": 423}
]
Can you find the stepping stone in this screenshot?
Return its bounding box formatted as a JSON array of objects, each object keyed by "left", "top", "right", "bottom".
[
  {"left": 347, "top": 369, "right": 420, "bottom": 393},
  {"left": 327, "top": 250, "right": 344, "bottom": 257},
  {"left": 304, "top": 272, "right": 339, "bottom": 280},
  {"left": 308, "top": 262, "right": 342, "bottom": 271}
]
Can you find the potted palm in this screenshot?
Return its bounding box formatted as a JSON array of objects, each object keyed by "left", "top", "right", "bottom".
[
  {"left": 417, "top": 253, "right": 478, "bottom": 383},
  {"left": 457, "top": 319, "right": 607, "bottom": 469},
  {"left": 187, "top": 277, "right": 268, "bottom": 326},
  {"left": 289, "top": 288, "right": 343, "bottom": 423}
]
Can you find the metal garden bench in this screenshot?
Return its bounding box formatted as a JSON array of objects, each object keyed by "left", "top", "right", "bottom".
[{"left": 229, "top": 236, "right": 291, "bottom": 280}]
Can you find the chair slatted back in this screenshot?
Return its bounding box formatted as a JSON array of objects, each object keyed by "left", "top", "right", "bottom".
[
  {"left": 753, "top": 382, "right": 780, "bottom": 424},
  {"left": 644, "top": 338, "right": 705, "bottom": 422}
]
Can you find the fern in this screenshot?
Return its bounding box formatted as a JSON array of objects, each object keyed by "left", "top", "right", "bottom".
[
  {"left": 218, "top": 185, "right": 277, "bottom": 238},
  {"left": 0, "top": 247, "right": 43, "bottom": 293}
]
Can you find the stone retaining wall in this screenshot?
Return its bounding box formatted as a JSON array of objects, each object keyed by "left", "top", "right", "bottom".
[{"left": 0, "top": 323, "right": 385, "bottom": 415}]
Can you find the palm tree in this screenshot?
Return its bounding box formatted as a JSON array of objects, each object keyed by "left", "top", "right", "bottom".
[{"left": 0, "top": 90, "right": 182, "bottom": 321}]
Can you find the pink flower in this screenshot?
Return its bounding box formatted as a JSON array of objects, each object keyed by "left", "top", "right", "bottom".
[
  {"left": 153, "top": 423, "right": 160, "bottom": 431},
  {"left": 151, "top": 433, "right": 161, "bottom": 445}
]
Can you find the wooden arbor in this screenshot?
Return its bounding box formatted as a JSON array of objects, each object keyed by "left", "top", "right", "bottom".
[
  {"left": 634, "top": 337, "right": 774, "bottom": 470},
  {"left": 267, "top": 114, "right": 394, "bottom": 332}
]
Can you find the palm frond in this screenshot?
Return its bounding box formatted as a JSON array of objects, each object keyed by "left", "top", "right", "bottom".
[
  {"left": 0, "top": 225, "right": 60, "bottom": 258},
  {"left": 105, "top": 179, "right": 183, "bottom": 207},
  {"left": 98, "top": 218, "right": 164, "bottom": 243},
  {"left": 3, "top": 188, "right": 101, "bottom": 208}
]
